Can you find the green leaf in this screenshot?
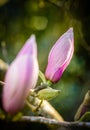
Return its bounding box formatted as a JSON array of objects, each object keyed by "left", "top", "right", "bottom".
[{"left": 36, "top": 87, "right": 61, "bottom": 100}]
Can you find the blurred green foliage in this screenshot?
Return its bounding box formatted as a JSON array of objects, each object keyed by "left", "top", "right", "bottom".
[{"left": 0, "top": 0, "right": 90, "bottom": 121}]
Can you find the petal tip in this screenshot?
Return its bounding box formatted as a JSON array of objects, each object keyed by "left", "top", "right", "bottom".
[
  {"left": 67, "top": 27, "right": 74, "bottom": 36},
  {"left": 68, "top": 27, "right": 73, "bottom": 32},
  {"left": 17, "top": 34, "right": 37, "bottom": 57},
  {"left": 29, "top": 34, "right": 36, "bottom": 41},
  {"left": 67, "top": 27, "right": 74, "bottom": 40}
]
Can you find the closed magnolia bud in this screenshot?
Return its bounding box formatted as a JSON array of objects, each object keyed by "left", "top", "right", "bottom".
[
  {"left": 2, "top": 35, "right": 39, "bottom": 114},
  {"left": 45, "top": 28, "right": 74, "bottom": 83}
]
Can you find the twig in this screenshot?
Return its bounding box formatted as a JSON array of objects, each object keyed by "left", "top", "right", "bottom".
[
  {"left": 21, "top": 116, "right": 90, "bottom": 128},
  {"left": 46, "top": 0, "right": 66, "bottom": 8},
  {"left": 26, "top": 95, "right": 64, "bottom": 122},
  {"left": 0, "top": 81, "right": 6, "bottom": 85},
  {"left": 0, "top": 59, "right": 9, "bottom": 71}
]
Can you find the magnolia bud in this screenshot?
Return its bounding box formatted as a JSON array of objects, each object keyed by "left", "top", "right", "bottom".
[
  {"left": 45, "top": 28, "right": 74, "bottom": 83},
  {"left": 2, "top": 35, "right": 39, "bottom": 114}
]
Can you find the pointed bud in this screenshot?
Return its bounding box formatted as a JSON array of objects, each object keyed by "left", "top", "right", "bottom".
[
  {"left": 2, "top": 35, "right": 39, "bottom": 114},
  {"left": 45, "top": 28, "right": 74, "bottom": 83}
]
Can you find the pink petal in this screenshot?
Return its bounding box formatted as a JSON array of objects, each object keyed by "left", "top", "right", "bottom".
[
  {"left": 2, "top": 35, "right": 39, "bottom": 114},
  {"left": 45, "top": 28, "right": 74, "bottom": 83},
  {"left": 17, "top": 35, "right": 37, "bottom": 57},
  {"left": 3, "top": 55, "right": 38, "bottom": 114}
]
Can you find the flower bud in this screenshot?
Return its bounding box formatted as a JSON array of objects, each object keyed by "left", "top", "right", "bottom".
[
  {"left": 74, "top": 90, "right": 90, "bottom": 121},
  {"left": 2, "top": 35, "right": 39, "bottom": 114},
  {"left": 45, "top": 28, "right": 74, "bottom": 83}
]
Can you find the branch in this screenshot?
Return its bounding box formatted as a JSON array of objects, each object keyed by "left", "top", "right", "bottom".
[
  {"left": 26, "top": 96, "right": 64, "bottom": 121},
  {"left": 21, "top": 116, "right": 90, "bottom": 129},
  {"left": 46, "top": 0, "right": 62, "bottom": 8},
  {"left": 0, "top": 59, "right": 9, "bottom": 71}
]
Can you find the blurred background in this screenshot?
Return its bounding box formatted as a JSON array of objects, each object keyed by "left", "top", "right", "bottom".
[{"left": 0, "top": 0, "right": 90, "bottom": 121}]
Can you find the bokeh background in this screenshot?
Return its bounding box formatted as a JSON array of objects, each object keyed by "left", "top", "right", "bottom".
[{"left": 0, "top": 0, "right": 90, "bottom": 121}]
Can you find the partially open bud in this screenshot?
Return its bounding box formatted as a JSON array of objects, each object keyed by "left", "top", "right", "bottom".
[
  {"left": 45, "top": 28, "right": 74, "bottom": 83},
  {"left": 2, "top": 35, "right": 39, "bottom": 114}
]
